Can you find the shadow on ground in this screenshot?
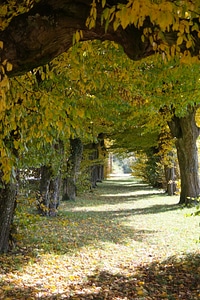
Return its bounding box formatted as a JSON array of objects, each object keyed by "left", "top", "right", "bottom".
[
  {"left": 76, "top": 179, "right": 172, "bottom": 207},
  {"left": 66, "top": 252, "right": 200, "bottom": 300},
  {"left": 2, "top": 252, "right": 199, "bottom": 299},
  {"left": 1, "top": 176, "right": 199, "bottom": 299},
  {"left": 13, "top": 177, "right": 182, "bottom": 255},
  {"left": 10, "top": 201, "right": 181, "bottom": 257}
]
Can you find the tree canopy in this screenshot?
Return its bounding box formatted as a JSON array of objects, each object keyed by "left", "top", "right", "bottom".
[{"left": 1, "top": 0, "right": 200, "bottom": 77}]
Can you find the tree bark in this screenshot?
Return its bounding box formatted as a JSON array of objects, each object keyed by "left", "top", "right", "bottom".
[
  {"left": 38, "top": 165, "right": 61, "bottom": 216},
  {"left": 168, "top": 107, "right": 200, "bottom": 204},
  {"left": 0, "top": 0, "right": 153, "bottom": 77},
  {"left": 0, "top": 179, "right": 17, "bottom": 253},
  {"left": 1, "top": 0, "right": 200, "bottom": 77},
  {"left": 62, "top": 137, "right": 83, "bottom": 201},
  {"left": 87, "top": 134, "right": 106, "bottom": 189},
  {"left": 164, "top": 165, "right": 177, "bottom": 196}
]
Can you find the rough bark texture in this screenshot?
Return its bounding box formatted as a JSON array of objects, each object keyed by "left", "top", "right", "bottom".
[
  {"left": 1, "top": 0, "right": 199, "bottom": 77},
  {"left": 168, "top": 108, "right": 200, "bottom": 204},
  {"left": 0, "top": 180, "right": 17, "bottom": 252},
  {"left": 87, "top": 134, "right": 106, "bottom": 189},
  {"left": 0, "top": 0, "right": 153, "bottom": 77},
  {"left": 38, "top": 166, "right": 61, "bottom": 216},
  {"left": 164, "top": 165, "right": 177, "bottom": 196},
  {"left": 62, "top": 138, "right": 83, "bottom": 201}
]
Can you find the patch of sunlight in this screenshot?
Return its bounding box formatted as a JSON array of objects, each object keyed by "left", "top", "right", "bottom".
[
  {"left": 69, "top": 202, "right": 135, "bottom": 212},
  {"left": 107, "top": 181, "right": 146, "bottom": 186},
  {"left": 101, "top": 189, "right": 164, "bottom": 198}
]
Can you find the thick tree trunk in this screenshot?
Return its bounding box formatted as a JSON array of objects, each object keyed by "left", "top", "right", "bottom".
[
  {"left": 0, "top": 179, "right": 17, "bottom": 253},
  {"left": 38, "top": 166, "right": 61, "bottom": 216},
  {"left": 175, "top": 137, "right": 200, "bottom": 204},
  {"left": 168, "top": 107, "right": 200, "bottom": 204},
  {"left": 62, "top": 138, "right": 83, "bottom": 201}
]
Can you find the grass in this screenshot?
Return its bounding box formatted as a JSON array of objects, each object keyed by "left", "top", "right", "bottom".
[{"left": 0, "top": 175, "right": 199, "bottom": 299}]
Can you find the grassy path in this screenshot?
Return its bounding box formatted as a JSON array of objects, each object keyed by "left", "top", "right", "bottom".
[{"left": 0, "top": 175, "right": 199, "bottom": 299}]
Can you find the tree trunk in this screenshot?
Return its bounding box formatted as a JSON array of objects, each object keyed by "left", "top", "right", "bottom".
[
  {"left": 168, "top": 107, "right": 200, "bottom": 204},
  {"left": 87, "top": 134, "right": 106, "bottom": 189},
  {"left": 90, "top": 143, "right": 99, "bottom": 188},
  {"left": 97, "top": 164, "right": 104, "bottom": 182},
  {"left": 62, "top": 138, "right": 83, "bottom": 201},
  {"left": 164, "top": 165, "right": 177, "bottom": 196},
  {"left": 0, "top": 179, "right": 17, "bottom": 253},
  {"left": 38, "top": 166, "right": 61, "bottom": 216}
]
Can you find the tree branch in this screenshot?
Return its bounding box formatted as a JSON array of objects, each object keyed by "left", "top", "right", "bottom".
[{"left": 0, "top": 0, "right": 200, "bottom": 77}]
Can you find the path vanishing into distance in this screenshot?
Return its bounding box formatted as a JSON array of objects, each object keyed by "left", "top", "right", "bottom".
[
  {"left": 72, "top": 174, "right": 200, "bottom": 262},
  {"left": 1, "top": 174, "right": 200, "bottom": 299}
]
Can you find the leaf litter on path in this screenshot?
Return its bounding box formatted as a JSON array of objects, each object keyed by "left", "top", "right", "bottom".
[{"left": 0, "top": 175, "right": 199, "bottom": 299}]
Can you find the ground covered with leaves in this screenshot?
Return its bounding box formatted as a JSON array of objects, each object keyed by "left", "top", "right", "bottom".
[{"left": 0, "top": 175, "right": 199, "bottom": 299}]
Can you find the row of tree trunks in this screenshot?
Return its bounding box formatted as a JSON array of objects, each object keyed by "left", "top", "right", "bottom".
[
  {"left": 37, "top": 136, "right": 106, "bottom": 213},
  {"left": 1, "top": 108, "right": 199, "bottom": 252}
]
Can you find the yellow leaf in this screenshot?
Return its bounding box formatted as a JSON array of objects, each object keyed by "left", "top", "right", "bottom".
[
  {"left": 120, "top": 7, "right": 129, "bottom": 29},
  {"left": 186, "top": 39, "right": 193, "bottom": 49},
  {"left": 41, "top": 72, "right": 45, "bottom": 81},
  {"left": 137, "top": 289, "right": 144, "bottom": 296},
  {"left": 160, "top": 291, "right": 168, "bottom": 297},
  {"left": 0, "top": 40, "right": 3, "bottom": 49},
  {"left": 6, "top": 62, "right": 13, "bottom": 72},
  {"left": 102, "top": 0, "right": 106, "bottom": 8},
  {"left": 77, "top": 109, "right": 84, "bottom": 118},
  {"left": 13, "top": 140, "right": 18, "bottom": 150},
  {"left": 1, "top": 285, "right": 12, "bottom": 291},
  {"left": 75, "top": 30, "right": 81, "bottom": 43},
  {"left": 170, "top": 45, "right": 176, "bottom": 57},
  {"left": 113, "top": 19, "right": 120, "bottom": 31},
  {"left": 177, "top": 35, "right": 183, "bottom": 45},
  {"left": 141, "top": 34, "right": 145, "bottom": 42}
]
